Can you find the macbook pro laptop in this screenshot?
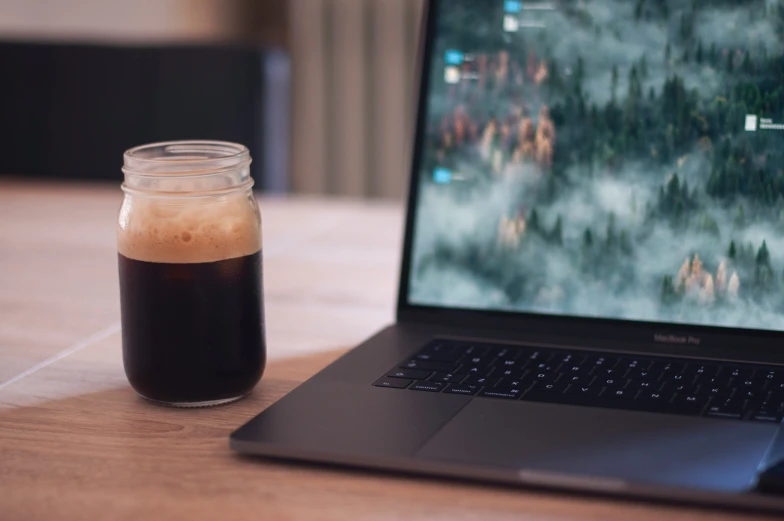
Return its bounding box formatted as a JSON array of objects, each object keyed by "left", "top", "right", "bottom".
[{"left": 232, "top": 0, "right": 784, "bottom": 511}]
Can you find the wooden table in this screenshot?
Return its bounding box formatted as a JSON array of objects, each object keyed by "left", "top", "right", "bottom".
[{"left": 0, "top": 180, "right": 769, "bottom": 521}]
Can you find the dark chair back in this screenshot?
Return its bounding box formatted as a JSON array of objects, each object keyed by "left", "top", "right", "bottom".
[{"left": 0, "top": 41, "right": 289, "bottom": 191}]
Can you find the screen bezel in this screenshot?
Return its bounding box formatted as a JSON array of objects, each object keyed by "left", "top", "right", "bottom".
[{"left": 396, "top": 0, "right": 784, "bottom": 361}]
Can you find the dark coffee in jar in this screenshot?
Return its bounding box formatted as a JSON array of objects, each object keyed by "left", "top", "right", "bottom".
[
  {"left": 118, "top": 252, "right": 264, "bottom": 404},
  {"left": 118, "top": 141, "right": 265, "bottom": 407}
]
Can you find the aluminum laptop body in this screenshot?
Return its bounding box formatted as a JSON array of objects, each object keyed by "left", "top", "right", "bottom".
[{"left": 233, "top": 0, "right": 784, "bottom": 512}]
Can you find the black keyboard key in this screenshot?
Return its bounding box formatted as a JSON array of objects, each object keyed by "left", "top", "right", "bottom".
[
  {"left": 557, "top": 353, "right": 586, "bottom": 365},
  {"left": 735, "top": 379, "right": 768, "bottom": 391},
  {"left": 736, "top": 389, "right": 768, "bottom": 401},
  {"left": 531, "top": 362, "right": 559, "bottom": 373},
  {"left": 566, "top": 385, "right": 601, "bottom": 396},
  {"left": 516, "top": 359, "right": 533, "bottom": 371},
  {"left": 726, "top": 367, "right": 754, "bottom": 380},
  {"left": 596, "top": 377, "right": 626, "bottom": 388},
  {"left": 660, "top": 382, "right": 700, "bottom": 395},
  {"left": 705, "top": 403, "right": 743, "bottom": 419},
  {"left": 465, "top": 356, "right": 493, "bottom": 367},
  {"left": 672, "top": 394, "right": 708, "bottom": 412},
  {"left": 416, "top": 352, "right": 463, "bottom": 363},
  {"left": 636, "top": 390, "right": 672, "bottom": 404},
  {"left": 744, "top": 399, "right": 764, "bottom": 412},
  {"left": 663, "top": 362, "right": 686, "bottom": 372},
  {"left": 748, "top": 410, "right": 783, "bottom": 423},
  {"left": 626, "top": 379, "right": 660, "bottom": 391},
  {"left": 374, "top": 377, "right": 413, "bottom": 389},
  {"left": 489, "top": 346, "right": 521, "bottom": 359},
  {"left": 593, "top": 367, "right": 622, "bottom": 378},
  {"left": 694, "top": 374, "right": 730, "bottom": 386},
  {"left": 521, "top": 390, "right": 582, "bottom": 406},
  {"left": 587, "top": 356, "right": 618, "bottom": 369},
  {"left": 409, "top": 381, "right": 444, "bottom": 392},
  {"left": 626, "top": 368, "right": 660, "bottom": 380},
  {"left": 755, "top": 369, "right": 784, "bottom": 383},
  {"left": 463, "top": 344, "right": 489, "bottom": 356},
  {"left": 464, "top": 375, "right": 500, "bottom": 387},
  {"left": 729, "top": 397, "right": 750, "bottom": 409},
  {"left": 682, "top": 365, "right": 718, "bottom": 378},
  {"left": 523, "top": 389, "right": 594, "bottom": 405},
  {"left": 531, "top": 371, "right": 560, "bottom": 383},
  {"left": 527, "top": 350, "right": 553, "bottom": 362},
  {"left": 651, "top": 362, "right": 685, "bottom": 375},
  {"left": 562, "top": 364, "right": 592, "bottom": 375},
  {"left": 479, "top": 388, "right": 522, "bottom": 399},
  {"left": 444, "top": 384, "right": 481, "bottom": 396},
  {"left": 461, "top": 366, "right": 493, "bottom": 377},
  {"left": 496, "top": 377, "right": 531, "bottom": 389},
  {"left": 402, "top": 360, "right": 457, "bottom": 373},
  {"left": 698, "top": 386, "right": 732, "bottom": 398},
  {"left": 523, "top": 390, "right": 642, "bottom": 413},
  {"left": 499, "top": 358, "right": 523, "bottom": 370},
  {"left": 662, "top": 372, "right": 693, "bottom": 384},
  {"left": 495, "top": 385, "right": 527, "bottom": 396},
  {"left": 758, "top": 400, "right": 784, "bottom": 413},
  {"left": 618, "top": 358, "right": 653, "bottom": 371},
  {"left": 768, "top": 382, "right": 784, "bottom": 394},
  {"left": 768, "top": 399, "right": 784, "bottom": 413},
  {"left": 496, "top": 368, "right": 520, "bottom": 379},
  {"left": 465, "top": 352, "right": 495, "bottom": 365},
  {"left": 604, "top": 388, "right": 634, "bottom": 399},
  {"left": 713, "top": 398, "right": 746, "bottom": 413},
  {"left": 563, "top": 374, "right": 594, "bottom": 385},
  {"left": 388, "top": 368, "right": 431, "bottom": 380},
  {"left": 530, "top": 382, "right": 569, "bottom": 393},
  {"left": 421, "top": 342, "right": 457, "bottom": 355},
  {"left": 430, "top": 372, "right": 466, "bottom": 384}
]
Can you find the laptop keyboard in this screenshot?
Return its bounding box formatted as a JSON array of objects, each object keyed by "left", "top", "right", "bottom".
[{"left": 374, "top": 340, "right": 784, "bottom": 423}]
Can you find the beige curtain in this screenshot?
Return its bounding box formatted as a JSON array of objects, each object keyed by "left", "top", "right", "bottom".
[{"left": 289, "top": 0, "right": 424, "bottom": 199}]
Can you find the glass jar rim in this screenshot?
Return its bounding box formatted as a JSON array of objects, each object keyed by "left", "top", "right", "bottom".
[{"left": 123, "top": 140, "right": 251, "bottom": 176}]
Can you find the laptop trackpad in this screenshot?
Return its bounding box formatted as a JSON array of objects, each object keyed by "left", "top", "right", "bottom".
[{"left": 416, "top": 399, "right": 779, "bottom": 492}]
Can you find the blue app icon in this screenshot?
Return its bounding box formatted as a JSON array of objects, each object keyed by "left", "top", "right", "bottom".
[
  {"left": 504, "top": 0, "right": 522, "bottom": 13},
  {"left": 433, "top": 168, "right": 452, "bottom": 184},
  {"left": 444, "top": 49, "right": 464, "bottom": 65}
]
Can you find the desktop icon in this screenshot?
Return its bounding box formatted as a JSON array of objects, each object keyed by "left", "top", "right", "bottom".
[
  {"left": 444, "top": 49, "right": 465, "bottom": 65},
  {"left": 504, "top": 0, "right": 522, "bottom": 13},
  {"left": 444, "top": 66, "right": 461, "bottom": 84},
  {"left": 433, "top": 168, "right": 452, "bottom": 184},
  {"left": 504, "top": 14, "right": 520, "bottom": 32}
]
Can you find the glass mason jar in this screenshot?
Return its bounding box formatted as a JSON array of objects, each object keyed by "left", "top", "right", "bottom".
[{"left": 118, "top": 141, "right": 265, "bottom": 407}]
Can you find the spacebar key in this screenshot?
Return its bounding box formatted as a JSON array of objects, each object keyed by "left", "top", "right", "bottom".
[
  {"left": 522, "top": 390, "right": 641, "bottom": 411},
  {"left": 522, "top": 390, "right": 589, "bottom": 406}
]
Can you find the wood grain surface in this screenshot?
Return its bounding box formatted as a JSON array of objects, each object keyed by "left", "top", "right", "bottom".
[{"left": 0, "top": 180, "right": 773, "bottom": 521}]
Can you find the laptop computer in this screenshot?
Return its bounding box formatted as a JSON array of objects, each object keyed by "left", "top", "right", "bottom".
[{"left": 232, "top": 0, "right": 784, "bottom": 511}]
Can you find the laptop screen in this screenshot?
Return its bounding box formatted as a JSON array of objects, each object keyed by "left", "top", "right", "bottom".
[{"left": 407, "top": 0, "right": 784, "bottom": 332}]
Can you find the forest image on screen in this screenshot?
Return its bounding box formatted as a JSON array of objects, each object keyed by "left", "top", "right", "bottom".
[{"left": 410, "top": 0, "right": 784, "bottom": 331}]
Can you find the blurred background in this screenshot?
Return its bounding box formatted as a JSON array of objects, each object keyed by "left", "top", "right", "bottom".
[{"left": 0, "top": 0, "right": 425, "bottom": 199}]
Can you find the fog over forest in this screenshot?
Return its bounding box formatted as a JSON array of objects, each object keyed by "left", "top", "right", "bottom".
[{"left": 410, "top": 0, "right": 784, "bottom": 331}]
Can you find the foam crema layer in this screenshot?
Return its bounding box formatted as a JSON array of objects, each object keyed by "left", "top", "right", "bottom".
[{"left": 118, "top": 192, "right": 261, "bottom": 264}]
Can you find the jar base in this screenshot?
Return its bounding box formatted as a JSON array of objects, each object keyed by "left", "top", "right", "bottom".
[{"left": 137, "top": 392, "right": 246, "bottom": 408}]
